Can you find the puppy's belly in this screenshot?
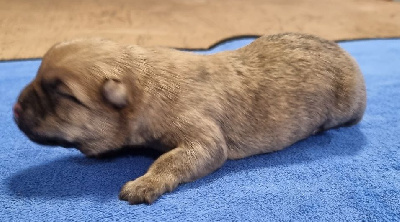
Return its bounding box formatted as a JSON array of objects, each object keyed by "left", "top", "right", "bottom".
[{"left": 223, "top": 120, "right": 320, "bottom": 160}]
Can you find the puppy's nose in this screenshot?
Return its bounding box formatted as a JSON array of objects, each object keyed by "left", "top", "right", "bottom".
[{"left": 13, "top": 103, "right": 22, "bottom": 119}]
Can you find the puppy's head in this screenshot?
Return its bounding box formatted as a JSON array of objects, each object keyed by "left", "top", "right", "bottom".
[{"left": 13, "top": 39, "right": 141, "bottom": 157}]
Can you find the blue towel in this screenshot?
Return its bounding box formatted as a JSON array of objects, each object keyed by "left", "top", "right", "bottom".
[{"left": 1, "top": 38, "right": 399, "bottom": 221}]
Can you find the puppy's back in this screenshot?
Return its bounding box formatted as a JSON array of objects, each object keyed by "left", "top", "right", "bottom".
[{"left": 211, "top": 33, "right": 366, "bottom": 158}]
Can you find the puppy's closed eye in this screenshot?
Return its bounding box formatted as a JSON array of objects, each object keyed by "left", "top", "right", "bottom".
[
  {"left": 41, "top": 79, "right": 82, "bottom": 105},
  {"left": 55, "top": 86, "right": 82, "bottom": 104}
]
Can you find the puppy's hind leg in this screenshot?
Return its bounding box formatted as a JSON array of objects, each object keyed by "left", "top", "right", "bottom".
[
  {"left": 316, "top": 107, "right": 365, "bottom": 134},
  {"left": 340, "top": 114, "right": 364, "bottom": 128}
]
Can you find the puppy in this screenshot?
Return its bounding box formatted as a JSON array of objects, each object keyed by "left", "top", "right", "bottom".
[{"left": 13, "top": 33, "right": 366, "bottom": 204}]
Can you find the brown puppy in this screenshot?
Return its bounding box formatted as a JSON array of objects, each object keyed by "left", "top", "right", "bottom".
[{"left": 13, "top": 33, "right": 366, "bottom": 204}]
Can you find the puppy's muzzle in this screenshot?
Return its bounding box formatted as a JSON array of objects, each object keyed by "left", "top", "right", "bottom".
[
  {"left": 13, "top": 102, "right": 22, "bottom": 122},
  {"left": 12, "top": 102, "right": 77, "bottom": 148}
]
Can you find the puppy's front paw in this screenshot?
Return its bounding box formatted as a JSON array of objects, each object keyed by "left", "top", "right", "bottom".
[{"left": 119, "top": 175, "right": 175, "bottom": 205}]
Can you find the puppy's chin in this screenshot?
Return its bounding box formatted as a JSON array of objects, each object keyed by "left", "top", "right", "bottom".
[
  {"left": 17, "top": 120, "right": 119, "bottom": 158},
  {"left": 25, "top": 132, "right": 78, "bottom": 149},
  {"left": 23, "top": 131, "right": 104, "bottom": 158},
  {"left": 26, "top": 132, "right": 111, "bottom": 158}
]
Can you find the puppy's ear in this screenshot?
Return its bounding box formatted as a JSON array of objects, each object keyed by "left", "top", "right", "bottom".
[{"left": 102, "top": 79, "right": 128, "bottom": 108}]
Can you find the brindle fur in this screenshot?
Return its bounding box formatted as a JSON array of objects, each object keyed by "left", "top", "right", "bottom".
[{"left": 14, "top": 33, "right": 366, "bottom": 204}]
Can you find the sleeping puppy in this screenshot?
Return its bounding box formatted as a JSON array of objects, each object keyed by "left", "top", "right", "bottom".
[{"left": 13, "top": 33, "right": 366, "bottom": 204}]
